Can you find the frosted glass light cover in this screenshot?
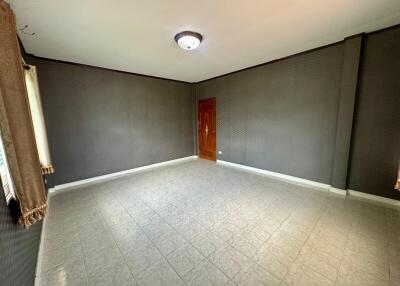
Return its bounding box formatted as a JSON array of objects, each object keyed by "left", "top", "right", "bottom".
[{"left": 177, "top": 35, "right": 201, "bottom": 50}]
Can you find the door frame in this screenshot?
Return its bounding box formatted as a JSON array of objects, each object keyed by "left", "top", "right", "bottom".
[{"left": 197, "top": 97, "right": 216, "bottom": 161}]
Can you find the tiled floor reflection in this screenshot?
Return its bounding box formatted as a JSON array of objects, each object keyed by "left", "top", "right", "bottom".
[{"left": 38, "top": 159, "right": 400, "bottom": 286}]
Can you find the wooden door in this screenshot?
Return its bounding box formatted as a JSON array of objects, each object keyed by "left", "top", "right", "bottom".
[{"left": 198, "top": 98, "right": 216, "bottom": 161}]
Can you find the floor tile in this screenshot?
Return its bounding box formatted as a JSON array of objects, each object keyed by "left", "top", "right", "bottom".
[
  {"left": 209, "top": 245, "right": 252, "bottom": 279},
  {"left": 142, "top": 219, "right": 173, "bottom": 241},
  {"left": 285, "top": 263, "right": 334, "bottom": 286},
  {"left": 40, "top": 243, "right": 84, "bottom": 274},
  {"left": 257, "top": 248, "right": 293, "bottom": 280},
  {"left": 88, "top": 260, "right": 137, "bottom": 286},
  {"left": 83, "top": 245, "right": 124, "bottom": 278},
  {"left": 134, "top": 259, "right": 185, "bottom": 286},
  {"left": 41, "top": 230, "right": 81, "bottom": 257},
  {"left": 125, "top": 245, "right": 164, "bottom": 277},
  {"left": 152, "top": 230, "right": 187, "bottom": 257},
  {"left": 230, "top": 228, "right": 265, "bottom": 258},
  {"left": 40, "top": 160, "right": 400, "bottom": 286},
  {"left": 184, "top": 259, "right": 230, "bottom": 286},
  {"left": 335, "top": 262, "right": 389, "bottom": 286},
  {"left": 39, "top": 259, "right": 88, "bottom": 286},
  {"left": 190, "top": 231, "right": 227, "bottom": 257},
  {"left": 232, "top": 262, "right": 281, "bottom": 286},
  {"left": 114, "top": 227, "right": 152, "bottom": 254},
  {"left": 166, "top": 244, "right": 205, "bottom": 277},
  {"left": 80, "top": 229, "right": 116, "bottom": 255}
]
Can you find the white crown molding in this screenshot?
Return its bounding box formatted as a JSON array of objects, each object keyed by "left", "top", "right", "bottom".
[
  {"left": 217, "top": 160, "right": 331, "bottom": 192},
  {"left": 348, "top": 189, "right": 400, "bottom": 209},
  {"left": 48, "top": 155, "right": 198, "bottom": 195}
]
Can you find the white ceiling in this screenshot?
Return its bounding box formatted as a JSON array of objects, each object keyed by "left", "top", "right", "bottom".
[{"left": 8, "top": 0, "right": 400, "bottom": 82}]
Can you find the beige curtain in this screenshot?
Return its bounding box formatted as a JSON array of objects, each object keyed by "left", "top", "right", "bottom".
[
  {"left": 25, "top": 65, "right": 54, "bottom": 175},
  {"left": 0, "top": 1, "right": 47, "bottom": 227}
]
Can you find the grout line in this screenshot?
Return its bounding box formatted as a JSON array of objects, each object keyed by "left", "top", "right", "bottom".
[
  {"left": 276, "top": 191, "right": 327, "bottom": 284},
  {"left": 40, "top": 196, "right": 92, "bottom": 284},
  {"left": 332, "top": 202, "right": 360, "bottom": 286},
  {"left": 385, "top": 210, "right": 391, "bottom": 285},
  {"left": 127, "top": 185, "right": 236, "bottom": 284},
  {"left": 137, "top": 187, "right": 286, "bottom": 284},
  {"left": 75, "top": 191, "right": 97, "bottom": 286},
  {"left": 118, "top": 197, "right": 189, "bottom": 285},
  {"left": 198, "top": 185, "right": 303, "bottom": 282},
  {"left": 75, "top": 227, "right": 92, "bottom": 285},
  {"left": 91, "top": 194, "right": 140, "bottom": 285}
]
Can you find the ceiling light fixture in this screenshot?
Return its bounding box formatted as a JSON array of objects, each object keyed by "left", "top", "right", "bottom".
[{"left": 174, "top": 31, "right": 202, "bottom": 51}]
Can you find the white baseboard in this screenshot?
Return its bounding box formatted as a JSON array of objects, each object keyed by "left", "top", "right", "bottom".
[
  {"left": 47, "top": 155, "right": 399, "bottom": 205},
  {"left": 348, "top": 189, "right": 400, "bottom": 209},
  {"left": 216, "top": 160, "right": 400, "bottom": 209},
  {"left": 217, "top": 160, "right": 331, "bottom": 192},
  {"left": 48, "top": 155, "right": 198, "bottom": 195},
  {"left": 329, "top": 187, "right": 347, "bottom": 196},
  {"left": 34, "top": 194, "right": 49, "bottom": 286}
]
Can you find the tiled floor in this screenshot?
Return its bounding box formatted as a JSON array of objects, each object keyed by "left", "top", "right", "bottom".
[{"left": 38, "top": 159, "right": 400, "bottom": 286}]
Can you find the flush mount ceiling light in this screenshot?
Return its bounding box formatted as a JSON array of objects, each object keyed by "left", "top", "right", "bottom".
[{"left": 174, "top": 31, "right": 202, "bottom": 51}]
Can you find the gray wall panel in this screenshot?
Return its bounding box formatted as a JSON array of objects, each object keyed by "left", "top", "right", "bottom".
[
  {"left": 348, "top": 27, "right": 400, "bottom": 200},
  {"left": 27, "top": 26, "right": 400, "bottom": 200},
  {"left": 197, "top": 44, "right": 344, "bottom": 184},
  {"left": 27, "top": 57, "right": 194, "bottom": 185},
  {"left": 331, "top": 36, "right": 363, "bottom": 190}
]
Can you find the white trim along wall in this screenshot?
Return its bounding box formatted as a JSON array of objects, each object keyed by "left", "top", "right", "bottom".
[
  {"left": 47, "top": 156, "right": 400, "bottom": 209},
  {"left": 48, "top": 156, "right": 198, "bottom": 195},
  {"left": 216, "top": 160, "right": 400, "bottom": 209}
]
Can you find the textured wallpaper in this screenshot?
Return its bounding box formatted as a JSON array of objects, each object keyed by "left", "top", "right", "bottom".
[
  {"left": 0, "top": 192, "right": 42, "bottom": 286},
  {"left": 348, "top": 27, "right": 400, "bottom": 200},
  {"left": 196, "top": 44, "right": 344, "bottom": 184},
  {"left": 28, "top": 56, "right": 195, "bottom": 186}
]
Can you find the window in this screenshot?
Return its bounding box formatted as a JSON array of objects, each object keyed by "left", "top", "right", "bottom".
[
  {"left": 0, "top": 131, "right": 15, "bottom": 203},
  {"left": 24, "top": 65, "right": 54, "bottom": 175}
]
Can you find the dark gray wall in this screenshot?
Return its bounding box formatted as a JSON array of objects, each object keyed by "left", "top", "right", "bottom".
[
  {"left": 27, "top": 57, "right": 194, "bottom": 185},
  {"left": 0, "top": 192, "right": 42, "bottom": 286},
  {"left": 196, "top": 44, "right": 344, "bottom": 184},
  {"left": 27, "top": 26, "right": 400, "bottom": 200},
  {"left": 330, "top": 36, "right": 363, "bottom": 190},
  {"left": 348, "top": 27, "right": 400, "bottom": 200},
  {"left": 195, "top": 26, "right": 400, "bottom": 200}
]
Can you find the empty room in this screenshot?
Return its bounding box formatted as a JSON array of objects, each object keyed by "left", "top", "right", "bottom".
[{"left": 1, "top": 0, "right": 400, "bottom": 285}]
